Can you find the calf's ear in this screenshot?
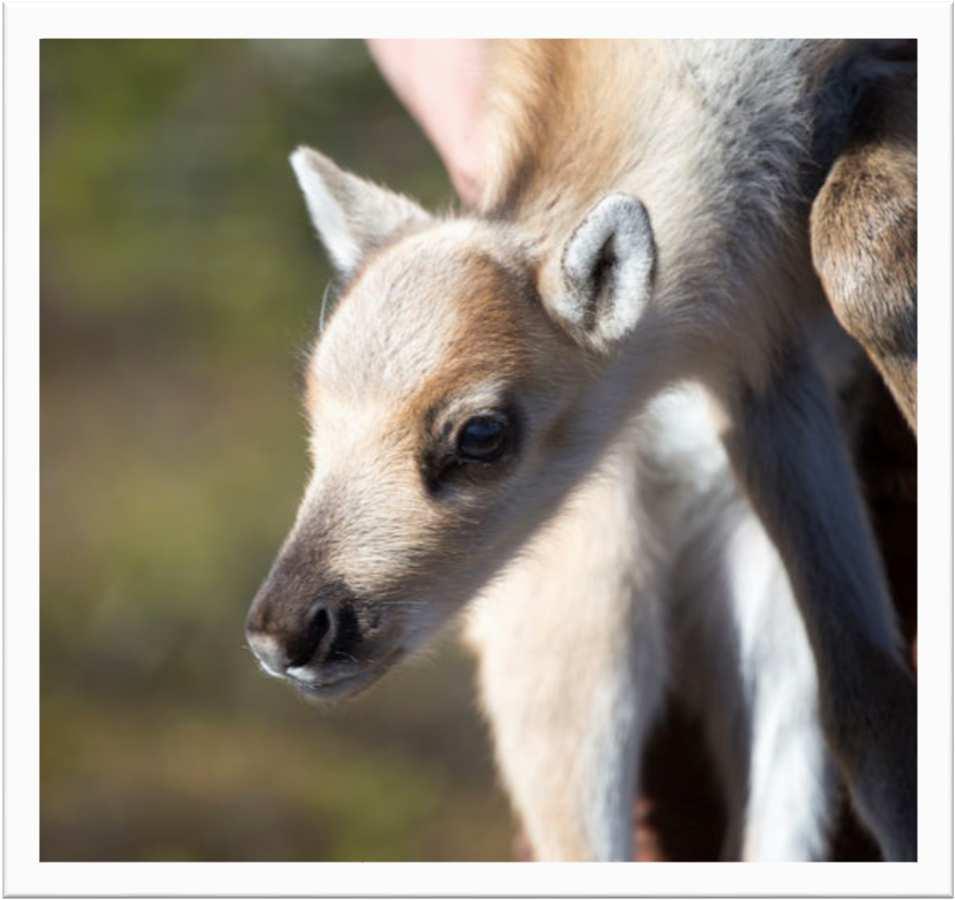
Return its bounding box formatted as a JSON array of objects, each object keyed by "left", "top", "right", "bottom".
[
  {"left": 548, "top": 193, "right": 656, "bottom": 354},
  {"left": 290, "top": 146, "right": 431, "bottom": 276}
]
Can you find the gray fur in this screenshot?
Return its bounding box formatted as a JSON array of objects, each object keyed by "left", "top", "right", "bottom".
[{"left": 555, "top": 193, "right": 656, "bottom": 352}]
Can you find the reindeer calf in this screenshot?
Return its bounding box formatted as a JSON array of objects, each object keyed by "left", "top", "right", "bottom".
[{"left": 246, "top": 40, "right": 916, "bottom": 861}]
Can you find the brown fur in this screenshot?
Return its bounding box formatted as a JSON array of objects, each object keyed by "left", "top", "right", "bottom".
[
  {"left": 811, "top": 68, "right": 917, "bottom": 430},
  {"left": 404, "top": 253, "right": 538, "bottom": 419}
]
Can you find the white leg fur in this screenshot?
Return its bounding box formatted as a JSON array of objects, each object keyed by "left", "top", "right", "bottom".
[
  {"left": 723, "top": 513, "right": 835, "bottom": 861},
  {"left": 658, "top": 386, "right": 835, "bottom": 861},
  {"left": 463, "top": 437, "right": 666, "bottom": 861},
  {"left": 673, "top": 515, "right": 835, "bottom": 861}
]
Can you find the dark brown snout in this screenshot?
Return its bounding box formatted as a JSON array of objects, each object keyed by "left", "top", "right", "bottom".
[{"left": 245, "top": 539, "right": 361, "bottom": 678}]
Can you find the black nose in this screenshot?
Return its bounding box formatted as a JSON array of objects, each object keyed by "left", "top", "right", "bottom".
[
  {"left": 246, "top": 600, "right": 333, "bottom": 674},
  {"left": 286, "top": 603, "right": 332, "bottom": 668}
]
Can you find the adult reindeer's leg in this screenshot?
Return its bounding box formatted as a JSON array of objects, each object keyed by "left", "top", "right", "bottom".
[
  {"left": 811, "top": 67, "right": 917, "bottom": 432},
  {"left": 716, "top": 347, "right": 916, "bottom": 861},
  {"left": 463, "top": 441, "right": 666, "bottom": 861}
]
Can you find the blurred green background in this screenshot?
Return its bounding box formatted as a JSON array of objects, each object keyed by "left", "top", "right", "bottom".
[{"left": 40, "top": 39, "right": 513, "bottom": 861}]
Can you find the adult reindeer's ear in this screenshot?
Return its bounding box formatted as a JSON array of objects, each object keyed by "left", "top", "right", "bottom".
[
  {"left": 290, "top": 146, "right": 431, "bottom": 275},
  {"left": 550, "top": 193, "right": 656, "bottom": 354}
]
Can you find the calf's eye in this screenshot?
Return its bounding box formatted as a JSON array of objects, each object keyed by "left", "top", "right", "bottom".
[{"left": 456, "top": 415, "right": 508, "bottom": 462}]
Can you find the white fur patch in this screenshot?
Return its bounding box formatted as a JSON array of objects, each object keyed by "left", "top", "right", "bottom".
[
  {"left": 290, "top": 147, "right": 361, "bottom": 273},
  {"left": 285, "top": 664, "right": 320, "bottom": 685},
  {"left": 290, "top": 145, "right": 431, "bottom": 275}
]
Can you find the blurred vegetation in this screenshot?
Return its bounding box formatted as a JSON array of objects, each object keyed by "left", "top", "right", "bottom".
[{"left": 40, "top": 39, "right": 512, "bottom": 861}]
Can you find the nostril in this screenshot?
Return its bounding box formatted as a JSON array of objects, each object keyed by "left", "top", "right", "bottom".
[
  {"left": 328, "top": 604, "right": 361, "bottom": 662},
  {"left": 286, "top": 603, "right": 332, "bottom": 669}
]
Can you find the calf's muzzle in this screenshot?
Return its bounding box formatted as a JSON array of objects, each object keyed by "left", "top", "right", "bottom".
[{"left": 245, "top": 538, "right": 356, "bottom": 677}]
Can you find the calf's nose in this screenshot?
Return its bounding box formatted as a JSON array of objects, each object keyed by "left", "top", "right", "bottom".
[{"left": 245, "top": 600, "right": 333, "bottom": 675}]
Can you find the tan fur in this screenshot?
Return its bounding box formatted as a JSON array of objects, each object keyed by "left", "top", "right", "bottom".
[
  {"left": 463, "top": 427, "right": 666, "bottom": 860},
  {"left": 482, "top": 41, "right": 657, "bottom": 223},
  {"left": 248, "top": 40, "right": 916, "bottom": 862}
]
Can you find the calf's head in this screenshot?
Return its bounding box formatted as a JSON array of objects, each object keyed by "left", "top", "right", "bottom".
[{"left": 245, "top": 147, "right": 656, "bottom": 699}]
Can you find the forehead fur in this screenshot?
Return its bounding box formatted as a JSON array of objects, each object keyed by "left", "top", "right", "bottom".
[{"left": 307, "top": 222, "right": 535, "bottom": 416}]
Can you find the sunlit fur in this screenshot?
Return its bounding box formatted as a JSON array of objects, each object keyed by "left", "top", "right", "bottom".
[
  {"left": 465, "top": 382, "right": 836, "bottom": 860},
  {"left": 248, "top": 40, "right": 915, "bottom": 861}
]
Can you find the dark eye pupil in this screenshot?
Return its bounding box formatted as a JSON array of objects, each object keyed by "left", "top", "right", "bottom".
[{"left": 458, "top": 416, "right": 506, "bottom": 460}]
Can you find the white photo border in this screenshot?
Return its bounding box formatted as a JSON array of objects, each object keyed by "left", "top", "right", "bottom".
[{"left": 4, "top": 1, "right": 952, "bottom": 896}]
